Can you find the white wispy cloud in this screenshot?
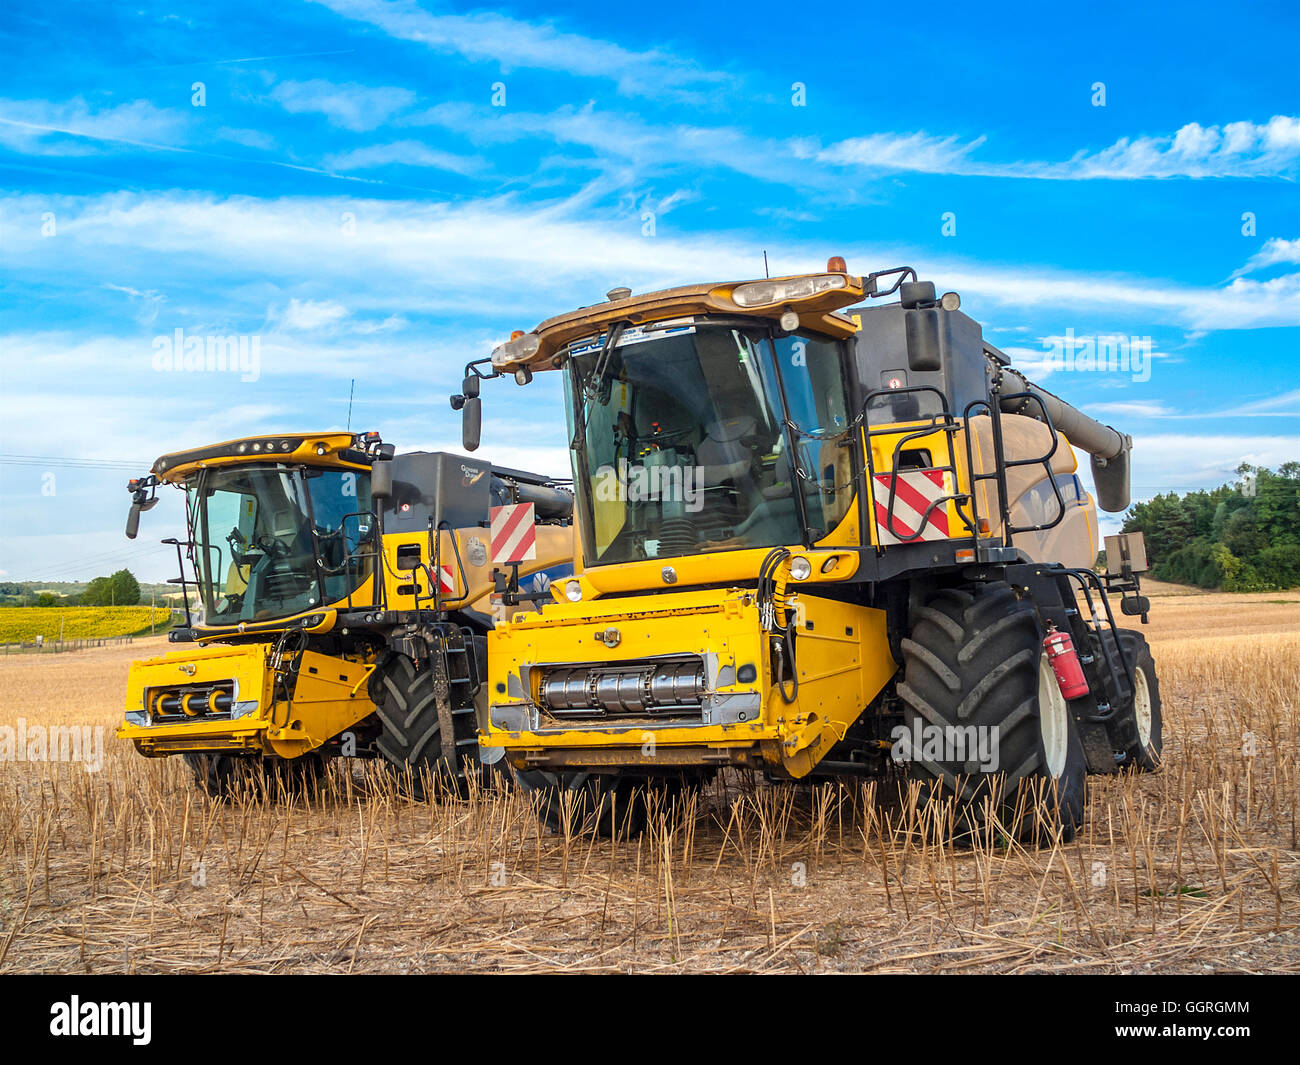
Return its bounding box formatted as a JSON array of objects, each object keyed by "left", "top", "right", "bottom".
[
  {"left": 933, "top": 264, "right": 1300, "bottom": 331},
  {"left": 102, "top": 283, "right": 167, "bottom": 326},
  {"left": 309, "top": 0, "right": 729, "bottom": 100},
  {"left": 272, "top": 298, "right": 350, "bottom": 331},
  {"left": 0, "top": 97, "right": 187, "bottom": 154},
  {"left": 269, "top": 78, "right": 416, "bottom": 131},
  {"left": 1232, "top": 236, "right": 1300, "bottom": 278},
  {"left": 405, "top": 101, "right": 811, "bottom": 187},
  {"left": 1064, "top": 116, "right": 1300, "bottom": 179},
  {"left": 1083, "top": 401, "right": 1176, "bottom": 418},
  {"left": 324, "top": 139, "right": 484, "bottom": 174},
  {"left": 6, "top": 190, "right": 1299, "bottom": 333},
  {"left": 1130, "top": 434, "right": 1300, "bottom": 490},
  {"left": 217, "top": 126, "right": 277, "bottom": 150},
  {"left": 815, "top": 116, "right": 1300, "bottom": 181},
  {"left": 1086, "top": 391, "right": 1300, "bottom": 422},
  {"left": 804, "top": 131, "right": 987, "bottom": 173}
]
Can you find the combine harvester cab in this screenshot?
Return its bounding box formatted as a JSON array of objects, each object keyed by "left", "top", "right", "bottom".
[
  {"left": 458, "top": 263, "right": 1161, "bottom": 839},
  {"left": 118, "top": 431, "right": 573, "bottom": 797}
]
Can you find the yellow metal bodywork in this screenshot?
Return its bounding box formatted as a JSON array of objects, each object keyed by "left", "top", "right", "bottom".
[
  {"left": 120, "top": 519, "right": 572, "bottom": 761},
  {"left": 378, "top": 523, "right": 575, "bottom": 617},
  {"left": 479, "top": 275, "right": 1102, "bottom": 781},
  {"left": 123, "top": 430, "right": 575, "bottom": 761},
  {"left": 484, "top": 585, "right": 897, "bottom": 779},
  {"left": 118, "top": 642, "right": 374, "bottom": 758}
]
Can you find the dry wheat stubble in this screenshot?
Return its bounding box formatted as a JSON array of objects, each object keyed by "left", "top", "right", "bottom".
[{"left": 0, "top": 599, "right": 1297, "bottom": 974}]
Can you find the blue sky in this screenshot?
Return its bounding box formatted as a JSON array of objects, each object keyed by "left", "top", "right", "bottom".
[{"left": 1, "top": 0, "right": 1297, "bottom": 583}]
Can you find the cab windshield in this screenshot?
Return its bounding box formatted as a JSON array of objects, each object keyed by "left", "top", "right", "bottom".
[
  {"left": 566, "top": 321, "right": 853, "bottom": 565},
  {"left": 187, "top": 464, "right": 373, "bottom": 623}
]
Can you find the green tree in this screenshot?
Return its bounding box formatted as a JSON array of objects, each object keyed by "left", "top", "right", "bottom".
[
  {"left": 1122, "top": 492, "right": 1192, "bottom": 566},
  {"left": 82, "top": 576, "right": 112, "bottom": 606},
  {"left": 108, "top": 569, "right": 141, "bottom": 607},
  {"left": 36, "top": 592, "right": 56, "bottom": 607},
  {"left": 1125, "top": 461, "right": 1300, "bottom": 590}
]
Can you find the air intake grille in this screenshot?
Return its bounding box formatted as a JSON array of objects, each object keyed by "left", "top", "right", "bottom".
[{"left": 539, "top": 659, "right": 705, "bottom": 719}]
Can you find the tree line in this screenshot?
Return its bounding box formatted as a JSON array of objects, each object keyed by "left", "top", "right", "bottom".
[
  {"left": 1121, "top": 463, "right": 1300, "bottom": 592},
  {"left": 0, "top": 569, "right": 142, "bottom": 607}
]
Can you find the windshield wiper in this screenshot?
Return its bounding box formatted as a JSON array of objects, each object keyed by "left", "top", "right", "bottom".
[
  {"left": 571, "top": 320, "right": 629, "bottom": 450},
  {"left": 582, "top": 321, "right": 629, "bottom": 405}
]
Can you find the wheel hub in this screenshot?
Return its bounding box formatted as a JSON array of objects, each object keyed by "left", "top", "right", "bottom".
[
  {"left": 1037, "top": 652, "right": 1069, "bottom": 778},
  {"left": 1132, "top": 666, "right": 1152, "bottom": 748}
]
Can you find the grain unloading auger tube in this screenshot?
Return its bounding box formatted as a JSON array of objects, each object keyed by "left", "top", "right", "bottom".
[
  {"left": 118, "top": 430, "right": 574, "bottom": 798},
  {"left": 451, "top": 258, "right": 1163, "bottom": 840}
]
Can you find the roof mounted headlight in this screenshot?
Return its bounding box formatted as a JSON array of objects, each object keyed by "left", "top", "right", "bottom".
[
  {"left": 731, "top": 273, "right": 847, "bottom": 309},
  {"left": 491, "top": 332, "right": 541, "bottom": 369}
]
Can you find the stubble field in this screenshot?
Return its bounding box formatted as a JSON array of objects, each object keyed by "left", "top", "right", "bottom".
[{"left": 1, "top": 588, "right": 1297, "bottom": 973}]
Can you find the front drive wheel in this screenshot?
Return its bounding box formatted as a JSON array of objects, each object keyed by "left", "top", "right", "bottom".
[
  {"left": 513, "top": 770, "right": 691, "bottom": 838},
  {"left": 897, "top": 581, "right": 1087, "bottom": 843},
  {"left": 371, "top": 653, "right": 486, "bottom": 799},
  {"left": 183, "top": 752, "right": 323, "bottom": 799}
]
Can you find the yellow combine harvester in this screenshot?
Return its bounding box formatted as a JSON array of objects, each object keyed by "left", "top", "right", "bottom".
[
  {"left": 118, "top": 431, "right": 573, "bottom": 795},
  {"left": 456, "top": 261, "right": 1161, "bottom": 838}
]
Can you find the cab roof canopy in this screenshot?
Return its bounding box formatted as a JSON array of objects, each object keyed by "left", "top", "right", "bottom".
[
  {"left": 152, "top": 431, "right": 375, "bottom": 481},
  {"left": 491, "top": 269, "right": 869, "bottom": 372}
]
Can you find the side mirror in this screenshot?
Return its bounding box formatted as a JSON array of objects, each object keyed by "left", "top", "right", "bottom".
[
  {"left": 462, "top": 396, "right": 482, "bottom": 452},
  {"left": 905, "top": 307, "right": 943, "bottom": 372},
  {"left": 126, "top": 503, "right": 141, "bottom": 539},
  {"left": 1120, "top": 596, "right": 1150, "bottom": 617},
  {"left": 370, "top": 457, "right": 393, "bottom": 499}
]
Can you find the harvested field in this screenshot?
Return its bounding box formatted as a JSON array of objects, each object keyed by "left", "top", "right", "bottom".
[{"left": 1, "top": 592, "right": 1297, "bottom": 974}]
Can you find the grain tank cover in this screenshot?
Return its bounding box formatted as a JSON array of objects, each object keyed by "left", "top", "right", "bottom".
[
  {"left": 383, "top": 452, "right": 493, "bottom": 534},
  {"left": 851, "top": 295, "right": 990, "bottom": 423},
  {"left": 382, "top": 452, "right": 573, "bottom": 534}
]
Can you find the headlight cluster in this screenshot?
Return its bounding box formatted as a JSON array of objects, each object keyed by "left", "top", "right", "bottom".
[
  {"left": 731, "top": 273, "right": 847, "bottom": 308},
  {"left": 491, "top": 332, "right": 541, "bottom": 368}
]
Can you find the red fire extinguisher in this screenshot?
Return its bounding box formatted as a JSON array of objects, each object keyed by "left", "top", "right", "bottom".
[{"left": 1044, "top": 622, "right": 1090, "bottom": 700}]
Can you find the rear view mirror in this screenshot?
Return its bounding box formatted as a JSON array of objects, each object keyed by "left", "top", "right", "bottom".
[
  {"left": 370, "top": 457, "right": 393, "bottom": 499},
  {"left": 462, "top": 396, "right": 482, "bottom": 452},
  {"left": 124, "top": 490, "right": 157, "bottom": 540},
  {"left": 905, "top": 307, "right": 943, "bottom": 372}
]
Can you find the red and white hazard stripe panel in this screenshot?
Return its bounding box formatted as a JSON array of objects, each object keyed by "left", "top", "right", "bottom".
[
  {"left": 873, "top": 469, "right": 951, "bottom": 544},
  {"left": 490, "top": 502, "right": 537, "bottom": 564},
  {"left": 436, "top": 565, "right": 457, "bottom": 594}
]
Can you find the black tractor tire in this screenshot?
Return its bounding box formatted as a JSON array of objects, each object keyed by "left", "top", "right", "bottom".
[
  {"left": 1111, "top": 630, "right": 1163, "bottom": 771},
  {"left": 371, "top": 653, "right": 484, "bottom": 799},
  {"left": 514, "top": 769, "right": 692, "bottom": 838},
  {"left": 183, "top": 752, "right": 323, "bottom": 800},
  {"left": 896, "top": 581, "right": 1087, "bottom": 843},
  {"left": 184, "top": 752, "right": 244, "bottom": 797}
]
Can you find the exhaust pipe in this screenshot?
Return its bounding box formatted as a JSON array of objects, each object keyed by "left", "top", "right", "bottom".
[{"left": 999, "top": 368, "right": 1132, "bottom": 512}]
